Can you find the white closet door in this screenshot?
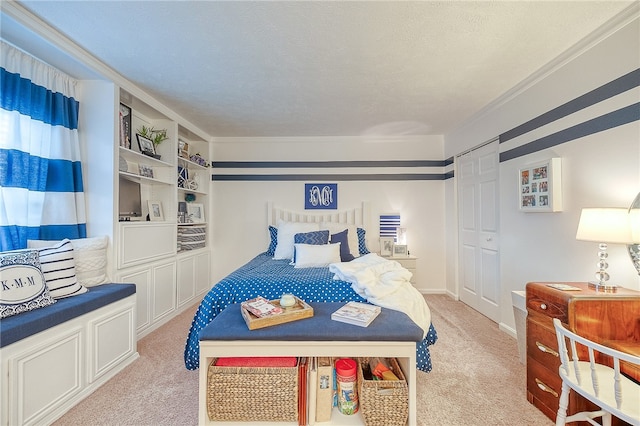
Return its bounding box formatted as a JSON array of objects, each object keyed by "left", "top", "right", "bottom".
[{"left": 457, "top": 140, "right": 500, "bottom": 322}]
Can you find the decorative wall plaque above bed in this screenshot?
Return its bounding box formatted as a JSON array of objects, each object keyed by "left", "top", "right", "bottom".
[{"left": 305, "top": 183, "right": 337, "bottom": 210}]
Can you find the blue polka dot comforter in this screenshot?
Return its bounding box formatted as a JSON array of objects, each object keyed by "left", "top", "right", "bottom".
[{"left": 184, "top": 253, "right": 438, "bottom": 372}]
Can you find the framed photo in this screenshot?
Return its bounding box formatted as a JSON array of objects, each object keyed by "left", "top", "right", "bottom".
[
  {"left": 519, "top": 158, "right": 562, "bottom": 212},
  {"left": 177, "top": 166, "right": 188, "bottom": 188},
  {"left": 119, "top": 103, "right": 131, "bottom": 149},
  {"left": 147, "top": 200, "right": 164, "bottom": 221},
  {"left": 187, "top": 203, "right": 205, "bottom": 223},
  {"left": 138, "top": 164, "right": 154, "bottom": 178},
  {"left": 393, "top": 244, "right": 408, "bottom": 258},
  {"left": 179, "top": 140, "right": 190, "bottom": 159},
  {"left": 380, "top": 237, "right": 395, "bottom": 257},
  {"left": 136, "top": 133, "right": 155, "bottom": 156}
]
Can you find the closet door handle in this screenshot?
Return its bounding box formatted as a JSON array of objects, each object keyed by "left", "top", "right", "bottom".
[
  {"left": 535, "top": 341, "right": 559, "bottom": 357},
  {"left": 535, "top": 378, "right": 558, "bottom": 398}
]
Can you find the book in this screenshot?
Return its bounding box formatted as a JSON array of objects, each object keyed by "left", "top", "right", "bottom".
[
  {"left": 315, "top": 357, "right": 333, "bottom": 422},
  {"left": 331, "top": 302, "right": 381, "bottom": 327},
  {"left": 308, "top": 357, "right": 317, "bottom": 425},
  {"left": 298, "top": 357, "right": 308, "bottom": 426},
  {"left": 241, "top": 296, "right": 283, "bottom": 318},
  {"left": 546, "top": 283, "right": 581, "bottom": 291}
]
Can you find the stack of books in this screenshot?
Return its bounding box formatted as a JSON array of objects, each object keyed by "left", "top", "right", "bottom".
[
  {"left": 331, "top": 302, "right": 381, "bottom": 327},
  {"left": 241, "top": 296, "right": 283, "bottom": 317}
]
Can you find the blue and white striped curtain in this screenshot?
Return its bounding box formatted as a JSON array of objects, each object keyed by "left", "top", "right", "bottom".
[{"left": 0, "top": 41, "right": 87, "bottom": 251}]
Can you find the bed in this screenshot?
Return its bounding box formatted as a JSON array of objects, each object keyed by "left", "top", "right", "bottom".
[{"left": 183, "top": 202, "right": 438, "bottom": 372}]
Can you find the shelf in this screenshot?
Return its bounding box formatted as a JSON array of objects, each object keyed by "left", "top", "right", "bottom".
[
  {"left": 119, "top": 146, "right": 173, "bottom": 167},
  {"left": 177, "top": 222, "right": 208, "bottom": 227},
  {"left": 177, "top": 156, "right": 209, "bottom": 170},
  {"left": 178, "top": 187, "right": 207, "bottom": 196},
  {"left": 119, "top": 171, "right": 172, "bottom": 186},
  {"left": 209, "top": 408, "right": 363, "bottom": 426}
]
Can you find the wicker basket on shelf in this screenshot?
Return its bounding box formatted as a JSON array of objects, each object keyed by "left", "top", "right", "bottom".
[
  {"left": 357, "top": 357, "right": 409, "bottom": 426},
  {"left": 206, "top": 358, "right": 298, "bottom": 422}
]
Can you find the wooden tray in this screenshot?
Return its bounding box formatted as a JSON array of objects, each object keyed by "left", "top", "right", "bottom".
[{"left": 241, "top": 296, "right": 314, "bottom": 330}]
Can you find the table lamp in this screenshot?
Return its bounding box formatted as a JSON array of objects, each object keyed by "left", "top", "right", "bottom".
[{"left": 576, "top": 208, "right": 633, "bottom": 290}]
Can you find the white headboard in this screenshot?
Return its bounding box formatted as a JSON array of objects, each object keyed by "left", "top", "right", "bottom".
[{"left": 268, "top": 201, "right": 370, "bottom": 231}]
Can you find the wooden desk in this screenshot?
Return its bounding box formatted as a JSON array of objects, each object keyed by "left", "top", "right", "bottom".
[{"left": 525, "top": 282, "right": 640, "bottom": 424}]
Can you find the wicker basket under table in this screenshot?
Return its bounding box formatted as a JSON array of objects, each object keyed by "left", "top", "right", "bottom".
[
  {"left": 206, "top": 358, "right": 298, "bottom": 422},
  {"left": 357, "top": 357, "right": 409, "bottom": 426}
]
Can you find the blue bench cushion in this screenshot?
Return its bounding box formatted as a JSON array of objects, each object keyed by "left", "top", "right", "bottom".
[
  {"left": 199, "top": 302, "right": 423, "bottom": 342},
  {"left": 0, "top": 283, "right": 136, "bottom": 348}
]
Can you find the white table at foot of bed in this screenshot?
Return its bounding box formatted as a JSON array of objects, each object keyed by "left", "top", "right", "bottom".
[{"left": 198, "top": 302, "right": 421, "bottom": 426}]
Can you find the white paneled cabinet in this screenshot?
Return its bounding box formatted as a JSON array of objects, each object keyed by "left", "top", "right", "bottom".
[
  {"left": 177, "top": 255, "right": 196, "bottom": 309},
  {"left": 194, "top": 251, "right": 211, "bottom": 296},
  {"left": 118, "top": 252, "right": 209, "bottom": 337},
  {"left": 152, "top": 261, "right": 177, "bottom": 323},
  {"left": 117, "top": 259, "right": 177, "bottom": 337},
  {"left": 177, "top": 251, "right": 211, "bottom": 309}
]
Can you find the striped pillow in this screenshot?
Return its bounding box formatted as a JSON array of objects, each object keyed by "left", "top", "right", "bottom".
[{"left": 36, "top": 239, "right": 87, "bottom": 299}]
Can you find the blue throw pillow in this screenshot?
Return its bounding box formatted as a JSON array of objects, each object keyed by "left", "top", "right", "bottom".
[
  {"left": 330, "top": 229, "right": 355, "bottom": 262},
  {"left": 293, "top": 230, "right": 330, "bottom": 262},
  {"left": 357, "top": 228, "right": 370, "bottom": 255},
  {"left": 266, "top": 225, "right": 278, "bottom": 256}
]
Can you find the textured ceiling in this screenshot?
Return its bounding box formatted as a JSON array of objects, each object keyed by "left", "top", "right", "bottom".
[{"left": 11, "top": 1, "right": 635, "bottom": 138}]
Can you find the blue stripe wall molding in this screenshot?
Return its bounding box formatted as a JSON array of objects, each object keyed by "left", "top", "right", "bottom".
[
  {"left": 212, "top": 160, "right": 446, "bottom": 168},
  {"left": 212, "top": 173, "right": 446, "bottom": 181},
  {"left": 500, "top": 68, "right": 640, "bottom": 144},
  {"left": 500, "top": 102, "right": 640, "bottom": 162},
  {"left": 212, "top": 72, "right": 638, "bottom": 181}
]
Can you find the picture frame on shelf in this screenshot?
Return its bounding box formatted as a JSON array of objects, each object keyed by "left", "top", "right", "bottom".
[
  {"left": 119, "top": 103, "right": 131, "bottom": 149},
  {"left": 187, "top": 203, "right": 205, "bottom": 223},
  {"left": 136, "top": 133, "right": 156, "bottom": 157},
  {"left": 178, "top": 166, "right": 188, "bottom": 188},
  {"left": 379, "top": 237, "right": 395, "bottom": 257},
  {"left": 179, "top": 139, "right": 190, "bottom": 159},
  {"left": 393, "top": 244, "right": 408, "bottom": 258},
  {"left": 147, "top": 200, "right": 164, "bottom": 221},
  {"left": 138, "top": 164, "right": 154, "bottom": 178},
  {"left": 519, "top": 158, "right": 562, "bottom": 212}
]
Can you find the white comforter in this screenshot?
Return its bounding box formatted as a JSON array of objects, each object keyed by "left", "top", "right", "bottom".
[{"left": 329, "top": 253, "right": 431, "bottom": 338}]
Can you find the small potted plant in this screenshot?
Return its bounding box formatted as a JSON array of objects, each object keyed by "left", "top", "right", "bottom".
[{"left": 136, "top": 125, "right": 168, "bottom": 160}]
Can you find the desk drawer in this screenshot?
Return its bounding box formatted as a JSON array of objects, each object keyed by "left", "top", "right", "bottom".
[
  {"left": 527, "top": 296, "right": 567, "bottom": 322},
  {"left": 527, "top": 356, "right": 561, "bottom": 415},
  {"left": 527, "top": 318, "right": 561, "bottom": 370}
]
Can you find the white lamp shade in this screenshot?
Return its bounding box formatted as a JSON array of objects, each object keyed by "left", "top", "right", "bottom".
[{"left": 576, "top": 208, "right": 633, "bottom": 244}]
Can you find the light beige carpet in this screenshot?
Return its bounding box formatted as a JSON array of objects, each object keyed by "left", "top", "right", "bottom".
[{"left": 53, "top": 295, "right": 553, "bottom": 426}]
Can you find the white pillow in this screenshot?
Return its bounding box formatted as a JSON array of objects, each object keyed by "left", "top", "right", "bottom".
[
  {"left": 35, "top": 239, "right": 87, "bottom": 299},
  {"left": 293, "top": 243, "right": 341, "bottom": 268},
  {"left": 0, "top": 249, "right": 56, "bottom": 318},
  {"left": 28, "top": 236, "right": 110, "bottom": 287},
  {"left": 319, "top": 222, "right": 359, "bottom": 258},
  {"left": 273, "top": 221, "right": 319, "bottom": 260}
]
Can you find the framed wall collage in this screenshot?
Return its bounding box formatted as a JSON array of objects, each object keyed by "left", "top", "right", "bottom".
[{"left": 519, "top": 157, "right": 563, "bottom": 212}]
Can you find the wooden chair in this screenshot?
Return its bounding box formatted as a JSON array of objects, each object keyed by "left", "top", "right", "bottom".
[{"left": 553, "top": 318, "right": 640, "bottom": 426}]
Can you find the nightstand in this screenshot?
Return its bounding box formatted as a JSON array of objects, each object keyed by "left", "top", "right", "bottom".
[{"left": 388, "top": 255, "right": 417, "bottom": 284}]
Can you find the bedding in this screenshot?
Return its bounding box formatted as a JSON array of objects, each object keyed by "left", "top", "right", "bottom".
[
  {"left": 184, "top": 253, "right": 438, "bottom": 372},
  {"left": 329, "top": 253, "right": 430, "bottom": 338}
]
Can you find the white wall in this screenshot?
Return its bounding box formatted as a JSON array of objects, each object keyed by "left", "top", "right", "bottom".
[
  {"left": 210, "top": 136, "right": 447, "bottom": 294},
  {"left": 444, "top": 14, "right": 640, "bottom": 334}
]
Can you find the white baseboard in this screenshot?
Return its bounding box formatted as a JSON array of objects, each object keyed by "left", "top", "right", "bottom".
[
  {"left": 499, "top": 323, "right": 517, "bottom": 339},
  {"left": 417, "top": 288, "right": 448, "bottom": 295}
]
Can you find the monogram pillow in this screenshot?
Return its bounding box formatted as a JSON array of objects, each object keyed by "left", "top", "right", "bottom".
[{"left": 0, "top": 249, "right": 56, "bottom": 318}]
